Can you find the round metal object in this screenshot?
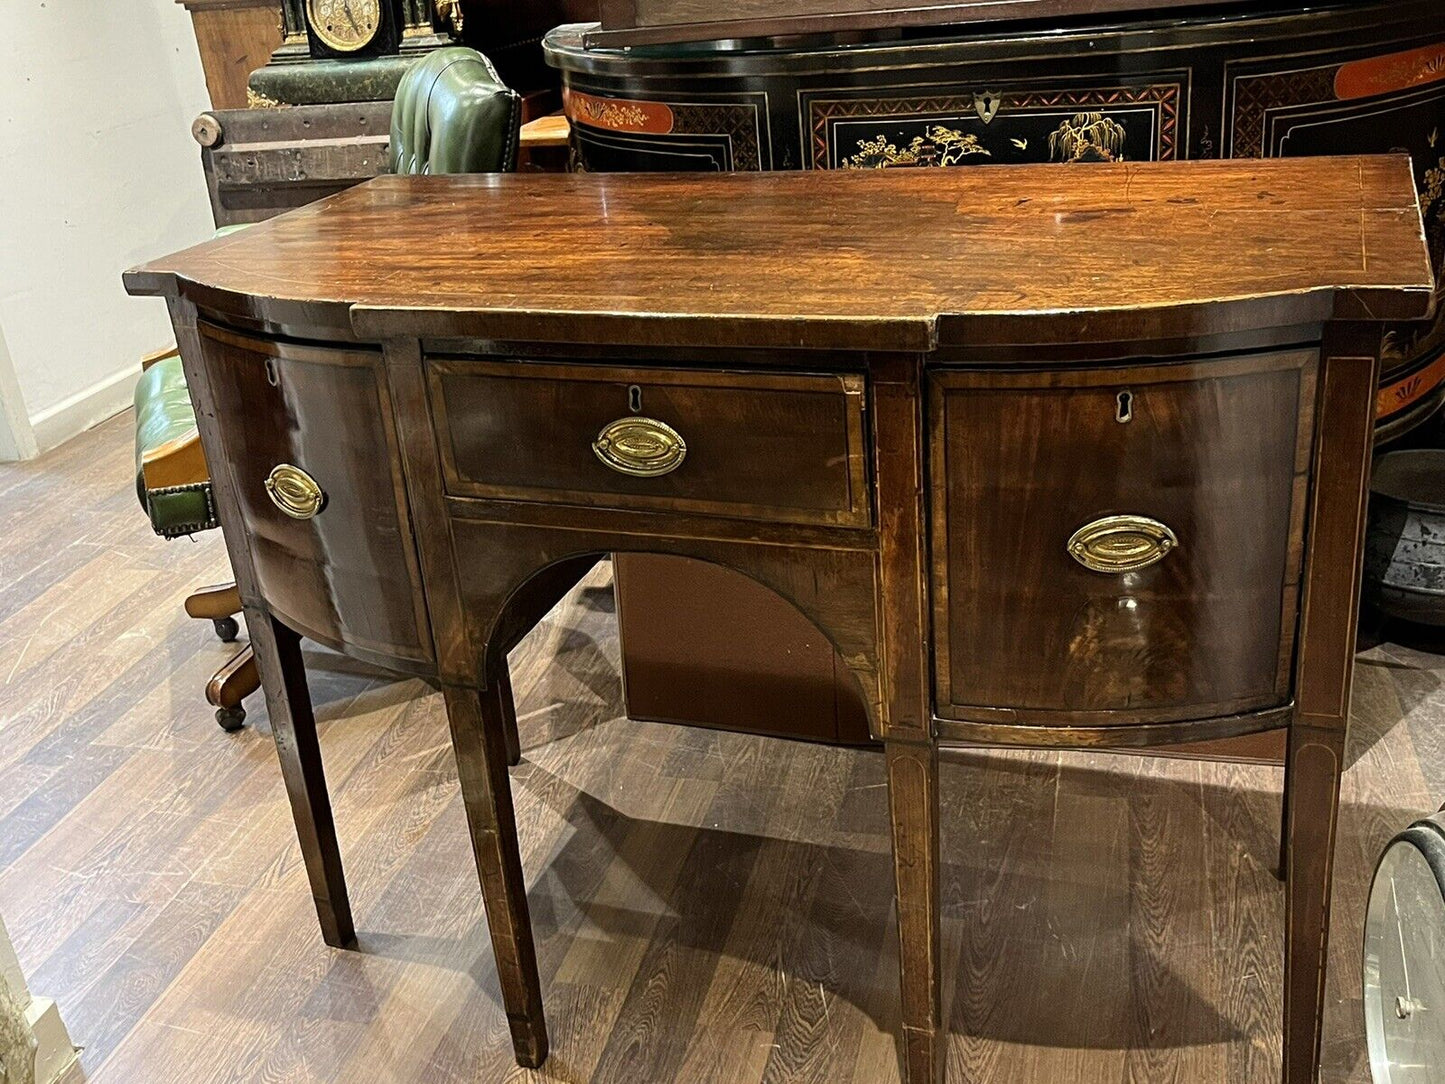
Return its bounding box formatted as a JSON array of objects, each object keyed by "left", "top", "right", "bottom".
[
  {"left": 1365, "top": 450, "right": 1445, "bottom": 625},
  {"left": 213, "top": 616, "right": 240, "bottom": 643},
  {"left": 307, "top": 0, "right": 381, "bottom": 52},
  {"left": 1067, "top": 514, "right": 1178, "bottom": 574},
  {"left": 1365, "top": 811, "right": 1445, "bottom": 1082},
  {"left": 592, "top": 417, "right": 687, "bottom": 477},
  {"left": 191, "top": 112, "right": 222, "bottom": 148},
  {"left": 264, "top": 463, "right": 326, "bottom": 520},
  {"left": 215, "top": 705, "right": 247, "bottom": 732}
]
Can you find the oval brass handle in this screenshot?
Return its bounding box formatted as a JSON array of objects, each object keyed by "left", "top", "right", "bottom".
[
  {"left": 592, "top": 417, "right": 687, "bottom": 477},
  {"left": 264, "top": 463, "right": 326, "bottom": 520},
  {"left": 1068, "top": 514, "right": 1178, "bottom": 574}
]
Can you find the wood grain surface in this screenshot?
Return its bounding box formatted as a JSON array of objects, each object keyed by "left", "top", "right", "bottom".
[
  {"left": 124, "top": 158, "right": 1435, "bottom": 349},
  {"left": 1, "top": 405, "right": 1436, "bottom": 1084}
]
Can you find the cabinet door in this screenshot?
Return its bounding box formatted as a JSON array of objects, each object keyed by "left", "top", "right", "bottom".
[
  {"left": 198, "top": 323, "right": 432, "bottom": 667},
  {"left": 931, "top": 350, "right": 1315, "bottom": 727}
]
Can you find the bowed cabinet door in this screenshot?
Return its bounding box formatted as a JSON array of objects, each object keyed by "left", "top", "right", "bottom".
[
  {"left": 930, "top": 349, "right": 1316, "bottom": 729},
  {"left": 195, "top": 322, "right": 432, "bottom": 670}
]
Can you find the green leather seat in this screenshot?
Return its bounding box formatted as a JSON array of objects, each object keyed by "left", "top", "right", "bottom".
[
  {"left": 134, "top": 224, "right": 251, "bottom": 539},
  {"left": 134, "top": 354, "right": 216, "bottom": 538},
  {"left": 389, "top": 47, "right": 522, "bottom": 174}
]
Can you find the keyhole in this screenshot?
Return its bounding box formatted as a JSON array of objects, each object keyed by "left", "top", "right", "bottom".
[
  {"left": 265, "top": 358, "right": 280, "bottom": 388},
  {"left": 1116, "top": 390, "right": 1133, "bottom": 424},
  {"left": 628, "top": 385, "right": 642, "bottom": 413}
]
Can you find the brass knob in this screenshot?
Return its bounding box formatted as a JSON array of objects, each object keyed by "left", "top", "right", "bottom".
[
  {"left": 592, "top": 417, "right": 687, "bottom": 477},
  {"left": 1068, "top": 514, "right": 1178, "bottom": 574},
  {"left": 264, "top": 464, "right": 325, "bottom": 520}
]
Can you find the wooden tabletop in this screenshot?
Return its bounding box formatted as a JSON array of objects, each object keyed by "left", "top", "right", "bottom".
[{"left": 126, "top": 157, "right": 1435, "bottom": 350}]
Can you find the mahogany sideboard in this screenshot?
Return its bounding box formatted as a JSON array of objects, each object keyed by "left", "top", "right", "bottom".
[{"left": 125, "top": 158, "right": 1434, "bottom": 1083}]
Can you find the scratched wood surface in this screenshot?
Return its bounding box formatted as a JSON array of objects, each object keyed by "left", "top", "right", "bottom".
[
  {"left": 124, "top": 158, "right": 1434, "bottom": 350},
  {"left": 0, "top": 410, "right": 1440, "bottom": 1083}
]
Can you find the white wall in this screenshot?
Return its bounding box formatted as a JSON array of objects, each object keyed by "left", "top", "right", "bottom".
[{"left": 0, "top": 0, "right": 215, "bottom": 457}]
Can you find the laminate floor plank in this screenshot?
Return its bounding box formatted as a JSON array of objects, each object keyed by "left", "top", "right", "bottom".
[{"left": 3, "top": 413, "right": 1445, "bottom": 1082}]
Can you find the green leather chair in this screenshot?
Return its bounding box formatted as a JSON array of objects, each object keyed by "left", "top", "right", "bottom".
[
  {"left": 389, "top": 48, "right": 522, "bottom": 175},
  {"left": 135, "top": 46, "right": 522, "bottom": 730}
]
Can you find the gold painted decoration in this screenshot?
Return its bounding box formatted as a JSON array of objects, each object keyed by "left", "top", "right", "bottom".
[
  {"left": 592, "top": 417, "right": 687, "bottom": 478},
  {"left": 265, "top": 464, "right": 326, "bottom": 519},
  {"left": 1048, "top": 112, "right": 1128, "bottom": 163},
  {"left": 1068, "top": 514, "right": 1178, "bottom": 574},
  {"left": 845, "top": 126, "right": 991, "bottom": 169}
]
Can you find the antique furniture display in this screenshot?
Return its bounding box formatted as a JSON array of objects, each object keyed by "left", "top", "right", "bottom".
[
  {"left": 195, "top": 46, "right": 518, "bottom": 225},
  {"left": 244, "top": 0, "right": 582, "bottom": 109},
  {"left": 549, "top": 0, "right": 1445, "bottom": 759},
  {"left": 247, "top": 0, "right": 450, "bottom": 107},
  {"left": 133, "top": 348, "right": 260, "bottom": 730},
  {"left": 1365, "top": 450, "right": 1445, "bottom": 626},
  {"left": 1364, "top": 804, "right": 1445, "bottom": 1083},
  {"left": 125, "top": 159, "right": 1434, "bottom": 1083}
]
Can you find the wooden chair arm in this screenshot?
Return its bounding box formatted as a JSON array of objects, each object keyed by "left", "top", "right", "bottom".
[
  {"left": 141, "top": 429, "right": 210, "bottom": 491},
  {"left": 520, "top": 114, "right": 570, "bottom": 149},
  {"left": 141, "top": 344, "right": 179, "bottom": 371}
]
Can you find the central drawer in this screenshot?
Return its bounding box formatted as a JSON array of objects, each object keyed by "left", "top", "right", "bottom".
[
  {"left": 931, "top": 349, "right": 1316, "bottom": 727},
  {"left": 428, "top": 359, "right": 870, "bottom": 526}
]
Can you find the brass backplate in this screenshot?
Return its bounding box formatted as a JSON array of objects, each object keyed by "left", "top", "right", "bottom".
[
  {"left": 1068, "top": 514, "right": 1178, "bottom": 574},
  {"left": 265, "top": 463, "right": 326, "bottom": 519},
  {"left": 592, "top": 417, "right": 687, "bottom": 477}
]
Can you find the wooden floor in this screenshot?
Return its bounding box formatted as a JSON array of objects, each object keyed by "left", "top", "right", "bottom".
[{"left": 2, "top": 412, "right": 1443, "bottom": 1083}]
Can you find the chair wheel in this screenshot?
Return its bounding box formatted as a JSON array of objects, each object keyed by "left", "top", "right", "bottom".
[
  {"left": 216, "top": 705, "right": 247, "bottom": 732},
  {"left": 213, "top": 616, "right": 240, "bottom": 643}
]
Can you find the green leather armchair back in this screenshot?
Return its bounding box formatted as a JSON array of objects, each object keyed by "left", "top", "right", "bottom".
[{"left": 389, "top": 47, "right": 522, "bottom": 175}]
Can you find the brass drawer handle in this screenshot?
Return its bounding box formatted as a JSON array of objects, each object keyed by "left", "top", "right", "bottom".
[
  {"left": 1068, "top": 514, "right": 1178, "bottom": 574},
  {"left": 592, "top": 417, "right": 687, "bottom": 477},
  {"left": 265, "top": 463, "right": 326, "bottom": 520}
]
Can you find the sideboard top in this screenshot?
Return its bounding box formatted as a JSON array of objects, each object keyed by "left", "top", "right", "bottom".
[{"left": 126, "top": 157, "right": 1434, "bottom": 350}]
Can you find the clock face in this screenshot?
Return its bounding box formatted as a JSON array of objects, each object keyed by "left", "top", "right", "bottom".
[
  {"left": 1365, "top": 835, "right": 1445, "bottom": 1083},
  {"left": 307, "top": 0, "right": 382, "bottom": 52}
]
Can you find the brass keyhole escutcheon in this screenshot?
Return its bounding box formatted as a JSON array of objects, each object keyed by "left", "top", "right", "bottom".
[
  {"left": 1068, "top": 514, "right": 1177, "bottom": 574},
  {"left": 1116, "top": 390, "right": 1133, "bottom": 424},
  {"left": 265, "top": 463, "right": 326, "bottom": 519},
  {"left": 593, "top": 417, "right": 687, "bottom": 477}
]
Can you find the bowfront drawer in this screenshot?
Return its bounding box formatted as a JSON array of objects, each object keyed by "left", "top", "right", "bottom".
[
  {"left": 428, "top": 359, "right": 870, "bottom": 526},
  {"left": 197, "top": 324, "right": 431, "bottom": 665},
  {"left": 931, "top": 350, "right": 1316, "bottom": 726}
]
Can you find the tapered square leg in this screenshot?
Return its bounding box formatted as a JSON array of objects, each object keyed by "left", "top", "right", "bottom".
[
  {"left": 443, "top": 680, "right": 547, "bottom": 1068},
  {"left": 497, "top": 664, "right": 522, "bottom": 767},
  {"left": 245, "top": 606, "right": 355, "bottom": 948},
  {"left": 887, "top": 740, "right": 944, "bottom": 1084},
  {"left": 1281, "top": 725, "right": 1344, "bottom": 1084},
  {"left": 1277, "top": 772, "right": 1291, "bottom": 882},
  {"left": 1278, "top": 330, "right": 1380, "bottom": 1083}
]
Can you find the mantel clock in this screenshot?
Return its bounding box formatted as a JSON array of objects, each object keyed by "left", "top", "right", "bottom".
[{"left": 302, "top": 0, "right": 404, "bottom": 58}]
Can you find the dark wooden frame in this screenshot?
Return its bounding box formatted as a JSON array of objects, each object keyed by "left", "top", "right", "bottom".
[
  {"left": 585, "top": 0, "right": 1259, "bottom": 48},
  {"left": 128, "top": 162, "right": 1434, "bottom": 1084}
]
